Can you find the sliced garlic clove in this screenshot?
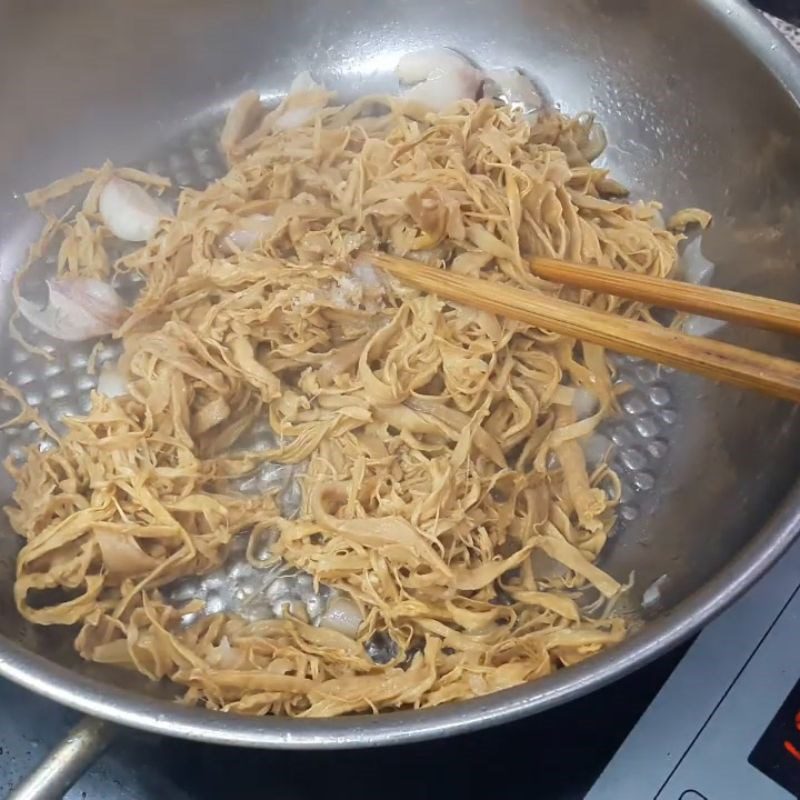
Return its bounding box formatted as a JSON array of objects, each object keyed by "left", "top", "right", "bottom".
[
  {"left": 484, "top": 68, "right": 544, "bottom": 114},
  {"left": 17, "top": 278, "right": 127, "bottom": 341},
  {"left": 397, "top": 47, "right": 483, "bottom": 112},
  {"left": 581, "top": 121, "right": 608, "bottom": 162},
  {"left": 220, "top": 90, "right": 265, "bottom": 157},
  {"left": 97, "top": 362, "right": 128, "bottom": 398},
  {"left": 680, "top": 236, "right": 715, "bottom": 285},
  {"left": 582, "top": 432, "right": 613, "bottom": 468},
  {"left": 642, "top": 574, "right": 669, "bottom": 610},
  {"left": 223, "top": 214, "right": 275, "bottom": 252},
  {"left": 648, "top": 207, "right": 666, "bottom": 231},
  {"left": 351, "top": 255, "right": 390, "bottom": 297},
  {"left": 572, "top": 386, "right": 599, "bottom": 420},
  {"left": 274, "top": 107, "right": 318, "bottom": 130},
  {"left": 403, "top": 68, "right": 483, "bottom": 111},
  {"left": 318, "top": 596, "right": 363, "bottom": 639},
  {"left": 99, "top": 177, "right": 170, "bottom": 242},
  {"left": 289, "top": 70, "right": 324, "bottom": 94},
  {"left": 668, "top": 207, "right": 713, "bottom": 233},
  {"left": 684, "top": 314, "right": 726, "bottom": 337},
  {"left": 273, "top": 71, "right": 330, "bottom": 130},
  {"left": 396, "top": 47, "right": 474, "bottom": 84}
]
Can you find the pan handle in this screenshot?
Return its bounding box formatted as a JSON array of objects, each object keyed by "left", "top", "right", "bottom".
[{"left": 7, "top": 717, "right": 117, "bottom": 800}]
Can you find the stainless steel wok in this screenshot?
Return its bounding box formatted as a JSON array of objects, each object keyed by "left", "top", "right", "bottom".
[{"left": 1, "top": 0, "right": 799, "bottom": 795}]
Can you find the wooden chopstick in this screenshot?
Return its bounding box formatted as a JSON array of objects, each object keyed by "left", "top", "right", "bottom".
[
  {"left": 370, "top": 252, "right": 800, "bottom": 403},
  {"left": 529, "top": 256, "right": 800, "bottom": 337}
]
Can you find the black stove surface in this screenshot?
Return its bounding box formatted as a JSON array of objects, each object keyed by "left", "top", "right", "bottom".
[
  {"left": 753, "top": 0, "right": 800, "bottom": 24},
  {"left": 0, "top": 645, "right": 686, "bottom": 800}
]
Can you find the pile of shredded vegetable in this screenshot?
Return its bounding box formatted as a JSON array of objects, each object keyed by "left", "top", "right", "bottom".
[{"left": 4, "top": 56, "right": 710, "bottom": 717}]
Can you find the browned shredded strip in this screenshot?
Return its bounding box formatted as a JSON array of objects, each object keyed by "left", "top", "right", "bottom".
[{"left": 0, "top": 379, "right": 58, "bottom": 440}]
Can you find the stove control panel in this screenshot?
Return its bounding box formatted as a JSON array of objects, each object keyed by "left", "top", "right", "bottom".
[{"left": 588, "top": 539, "right": 800, "bottom": 800}]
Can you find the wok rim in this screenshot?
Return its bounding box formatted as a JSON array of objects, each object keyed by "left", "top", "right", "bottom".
[{"left": 0, "top": 0, "right": 799, "bottom": 749}]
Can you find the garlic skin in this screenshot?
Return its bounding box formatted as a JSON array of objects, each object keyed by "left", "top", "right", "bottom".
[
  {"left": 17, "top": 278, "right": 127, "bottom": 341},
  {"left": 397, "top": 48, "right": 484, "bottom": 111},
  {"left": 99, "top": 177, "right": 170, "bottom": 242}
]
